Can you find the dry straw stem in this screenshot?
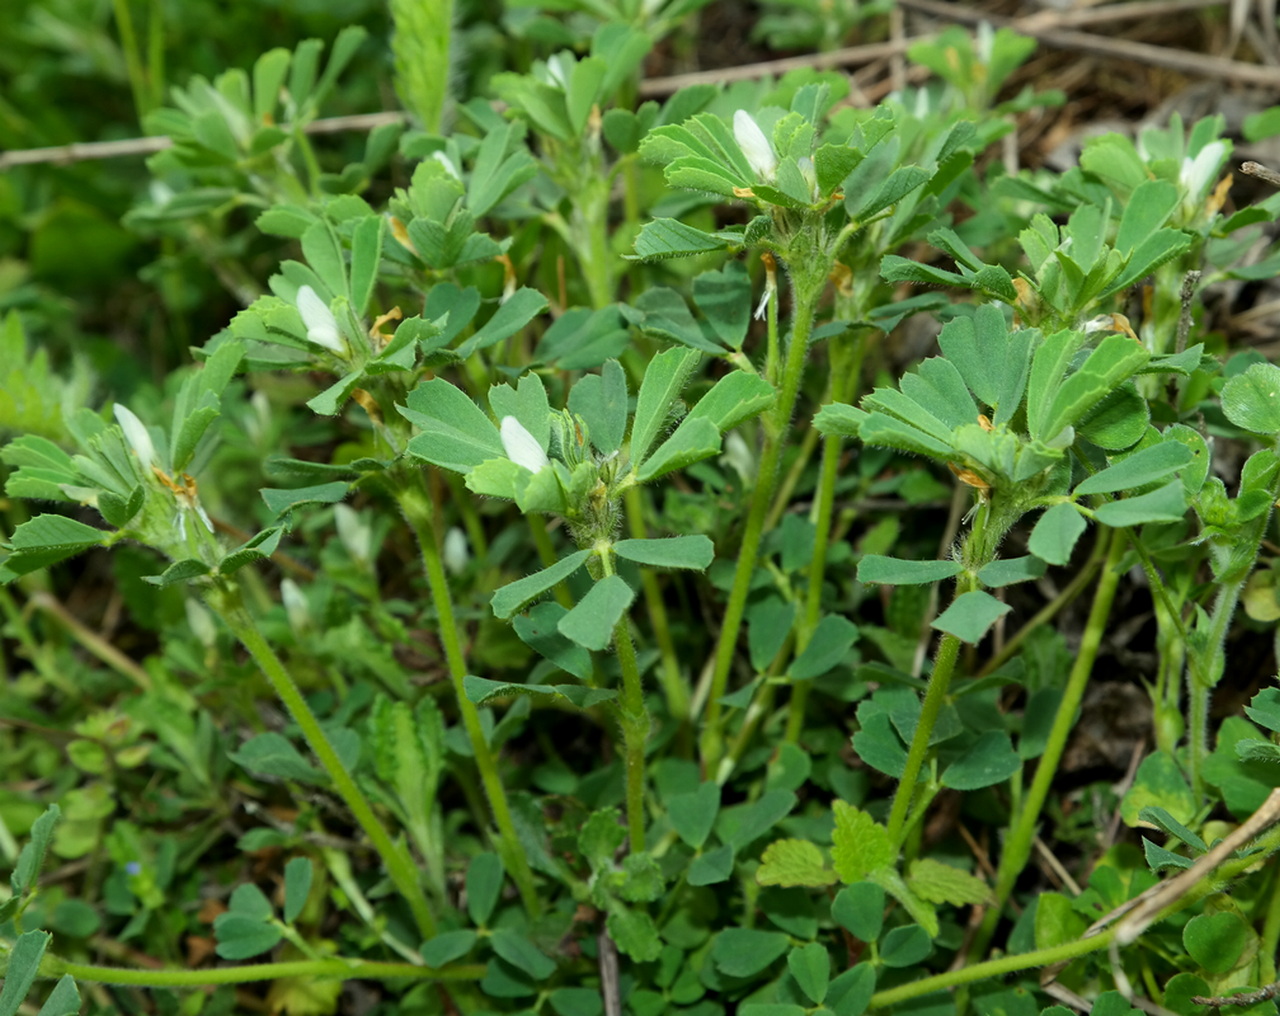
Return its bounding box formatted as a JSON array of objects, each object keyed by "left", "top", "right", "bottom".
[
  {"left": 1243, "top": 160, "right": 1280, "bottom": 188},
  {"left": 1039, "top": 788, "right": 1280, "bottom": 993},
  {"left": 641, "top": 0, "right": 1252, "bottom": 97},
  {"left": 7, "top": 1, "right": 1264, "bottom": 164},
  {"left": 897, "top": 0, "right": 1280, "bottom": 87},
  {"left": 0, "top": 111, "right": 407, "bottom": 171},
  {"left": 1112, "top": 787, "right": 1280, "bottom": 946},
  {"left": 1193, "top": 981, "right": 1280, "bottom": 1007}
]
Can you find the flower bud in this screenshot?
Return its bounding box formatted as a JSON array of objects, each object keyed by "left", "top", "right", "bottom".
[
  {"left": 334, "top": 504, "right": 372, "bottom": 565},
  {"left": 113, "top": 404, "right": 160, "bottom": 470},
  {"left": 500, "top": 416, "right": 550, "bottom": 474},
  {"left": 280, "top": 578, "right": 311, "bottom": 633},
  {"left": 734, "top": 110, "right": 777, "bottom": 182},
  {"left": 185, "top": 598, "right": 217, "bottom": 649},
  {"left": 443, "top": 526, "right": 470, "bottom": 575},
  {"left": 432, "top": 150, "right": 461, "bottom": 180},
  {"left": 296, "top": 285, "right": 346, "bottom": 354}
]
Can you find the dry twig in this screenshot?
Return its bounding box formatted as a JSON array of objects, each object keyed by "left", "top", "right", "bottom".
[
  {"left": 898, "top": 0, "right": 1280, "bottom": 87},
  {"left": 1242, "top": 160, "right": 1280, "bottom": 188},
  {"left": 1193, "top": 983, "right": 1280, "bottom": 1007},
  {"left": 0, "top": 111, "right": 407, "bottom": 171}
]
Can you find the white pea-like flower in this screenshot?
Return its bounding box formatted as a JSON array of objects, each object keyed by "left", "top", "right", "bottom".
[
  {"left": 734, "top": 110, "right": 777, "bottom": 183},
  {"left": 334, "top": 503, "right": 372, "bottom": 564},
  {"left": 545, "top": 54, "right": 570, "bottom": 90},
  {"left": 295, "top": 285, "right": 346, "bottom": 354},
  {"left": 722, "top": 431, "right": 756, "bottom": 485},
  {"left": 797, "top": 155, "right": 819, "bottom": 202},
  {"left": 280, "top": 578, "right": 311, "bottom": 633},
  {"left": 500, "top": 416, "right": 550, "bottom": 474},
  {"left": 442, "top": 526, "right": 470, "bottom": 575},
  {"left": 432, "top": 150, "right": 461, "bottom": 180},
  {"left": 114, "top": 404, "right": 160, "bottom": 469},
  {"left": 185, "top": 599, "right": 217, "bottom": 649},
  {"left": 1180, "top": 141, "right": 1226, "bottom": 200},
  {"left": 976, "top": 21, "right": 995, "bottom": 64}
]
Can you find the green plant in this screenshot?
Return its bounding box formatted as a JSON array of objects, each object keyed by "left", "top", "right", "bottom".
[{"left": 7, "top": 13, "right": 1280, "bottom": 1016}]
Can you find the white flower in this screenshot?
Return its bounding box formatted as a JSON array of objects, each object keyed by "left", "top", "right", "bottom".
[
  {"left": 295, "top": 285, "right": 346, "bottom": 354},
  {"left": 443, "top": 527, "right": 470, "bottom": 575},
  {"left": 721, "top": 431, "right": 755, "bottom": 485},
  {"left": 432, "top": 150, "right": 461, "bottom": 180},
  {"left": 545, "top": 54, "right": 570, "bottom": 90},
  {"left": 1180, "top": 141, "right": 1226, "bottom": 200},
  {"left": 797, "top": 156, "right": 819, "bottom": 202},
  {"left": 114, "top": 404, "right": 160, "bottom": 469},
  {"left": 976, "top": 21, "right": 995, "bottom": 64},
  {"left": 734, "top": 110, "right": 777, "bottom": 182},
  {"left": 500, "top": 416, "right": 550, "bottom": 474},
  {"left": 334, "top": 503, "right": 372, "bottom": 564},
  {"left": 185, "top": 599, "right": 217, "bottom": 649},
  {"left": 280, "top": 578, "right": 311, "bottom": 632}
]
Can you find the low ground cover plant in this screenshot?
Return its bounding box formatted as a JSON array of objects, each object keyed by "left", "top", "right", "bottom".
[{"left": 4, "top": 6, "right": 1280, "bottom": 1016}]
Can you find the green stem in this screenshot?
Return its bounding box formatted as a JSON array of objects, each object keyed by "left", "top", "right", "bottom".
[
  {"left": 212, "top": 593, "right": 437, "bottom": 940},
  {"left": 111, "top": 0, "right": 151, "bottom": 123},
  {"left": 1260, "top": 863, "right": 1280, "bottom": 984},
  {"left": 885, "top": 631, "right": 961, "bottom": 847},
  {"left": 145, "top": 0, "right": 165, "bottom": 112},
  {"left": 876, "top": 820, "right": 1280, "bottom": 1008},
  {"left": 700, "top": 276, "right": 822, "bottom": 772},
  {"left": 764, "top": 423, "right": 821, "bottom": 535},
  {"left": 613, "top": 616, "right": 650, "bottom": 853},
  {"left": 398, "top": 474, "right": 542, "bottom": 916},
  {"left": 870, "top": 927, "right": 1121, "bottom": 1009},
  {"left": 624, "top": 485, "right": 689, "bottom": 729},
  {"left": 971, "top": 527, "right": 1123, "bottom": 961},
  {"left": 975, "top": 532, "right": 1105, "bottom": 679},
  {"left": 1187, "top": 577, "right": 1242, "bottom": 798},
  {"left": 1187, "top": 467, "right": 1280, "bottom": 793},
  {"left": 49, "top": 957, "right": 483, "bottom": 987},
  {"left": 571, "top": 174, "right": 613, "bottom": 310},
  {"left": 786, "top": 333, "right": 866, "bottom": 743}
]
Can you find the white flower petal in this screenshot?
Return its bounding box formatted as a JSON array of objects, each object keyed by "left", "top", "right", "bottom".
[
  {"left": 185, "top": 599, "right": 217, "bottom": 648},
  {"left": 734, "top": 110, "right": 777, "bottom": 182},
  {"left": 500, "top": 416, "right": 550, "bottom": 474},
  {"left": 296, "top": 285, "right": 346, "bottom": 353},
  {"left": 334, "top": 503, "right": 372, "bottom": 563},
  {"left": 722, "top": 430, "right": 755, "bottom": 484},
  {"left": 1180, "top": 141, "right": 1226, "bottom": 199},
  {"left": 976, "top": 21, "right": 995, "bottom": 64},
  {"left": 281, "top": 578, "right": 310, "bottom": 631},
  {"left": 113, "top": 403, "right": 159, "bottom": 468},
  {"left": 193, "top": 502, "right": 215, "bottom": 534},
  {"left": 443, "top": 526, "right": 470, "bottom": 575},
  {"left": 432, "top": 150, "right": 461, "bottom": 180},
  {"left": 546, "top": 54, "right": 570, "bottom": 90},
  {"left": 754, "top": 287, "right": 772, "bottom": 321}
]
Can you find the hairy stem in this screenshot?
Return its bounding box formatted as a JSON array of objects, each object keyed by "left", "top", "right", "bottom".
[
  {"left": 787, "top": 332, "right": 867, "bottom": 742},
  {"left": 624, "top": 485, "right": 690, "bottom": 729},
  {"left": 213, "top": 592, "right": 438, "bottom": 940},
  {"left": 48, "top": 957, "right": 484, "bottom": 987},
  {"left": 398, "top": 472, "right": 541, "bottom": 916},
  {"left": 886, "top": 631, "right": 961, "bottom": 846},
  {"left": 700, "top": 275, "right": 822, "bottom": 772},
  {"left": 971, "top": 527, "right": 1123, "bottom": 961},
  {"left": 614, "top": 616, "right": 651, "bottom": 852}
]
